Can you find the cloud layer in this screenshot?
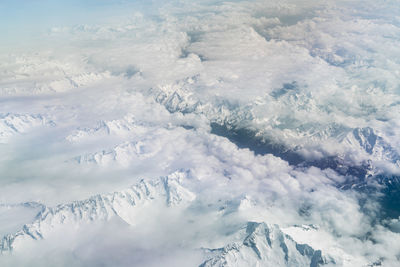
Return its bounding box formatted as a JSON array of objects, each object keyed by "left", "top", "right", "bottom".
[{"left": 0, "top": 0, "right": 400, "bottom": 266}]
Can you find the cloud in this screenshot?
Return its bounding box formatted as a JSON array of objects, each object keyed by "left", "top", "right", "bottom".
[{"left": 0, "top": 0, "right": 399, "bottom": 266}]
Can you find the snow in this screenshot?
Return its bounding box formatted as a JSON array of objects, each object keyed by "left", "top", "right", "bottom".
[
  {"left": 1, "top": 171, "right": 195, "bottom": 252},
  {"left": 201, "top": 222, "right": 327, "bottom": 267},
  {"left": 0, "top": 0, "right": 400, "bottom": 266},
  {"left": 0, "top": 113, "right": 53, "bottom": 143}
]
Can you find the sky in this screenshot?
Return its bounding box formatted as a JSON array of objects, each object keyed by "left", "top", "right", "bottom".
[
  {"left": 0, "top": 0, "right": 147, "bottom": 46},
  {"left": 0, "top": 0, "right": 400, "bottom": 266}
]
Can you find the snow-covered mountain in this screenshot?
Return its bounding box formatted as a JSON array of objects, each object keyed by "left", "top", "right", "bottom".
[
  {"left": 0, "top": 113, "right": 54, "bottom": 143},
  {"left": 1, "top": 172, "right": 331, "bottom": 267},
  {"left": 1, "top": 171, "right": 331, "bottom": 267},
  {"left": 1, "top": 0, "right": 400, "bottom": 266},
  {"left": 0, "top": 54, "right": 110, "bottom": 95},
  {"left": 149, "top": 82, "right": 400, "bottom": 172},
  {"left": 342, "top": 127, "right": 400, "bottom": 168},
  {"left": 1, "top": 171, "right": 195, "bottom": 253},
  {"left": 66, "top": 115, "right": 141, "bottom": 142},
  {"left": 200, "top": 222, "right": 326, "bottom": 267},
  {"left": 74, "top": 141, "right": 156, "bottom": 166}
]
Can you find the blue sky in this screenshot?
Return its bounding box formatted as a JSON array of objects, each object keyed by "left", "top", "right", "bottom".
[{"left": 0, "top": 0, "right": 142, "bottom": 45}]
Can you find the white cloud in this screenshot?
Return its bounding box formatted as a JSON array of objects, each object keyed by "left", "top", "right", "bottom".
[{"left": 0, "top": 0, "right": 399, "bottom": 266}]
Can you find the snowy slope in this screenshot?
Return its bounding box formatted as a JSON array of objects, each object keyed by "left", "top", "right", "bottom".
[
  {"left": 0, "top": 171, "right": 195, "bottom": 253},
  {"left": 200, "top": 222, "right": 326, "bottom": 267},
  {"left": 342, "top": 127, "right": 400, "bottom": 168},
  {"left": 0, "top": 113, "right": 54, "bottom": 143}
]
